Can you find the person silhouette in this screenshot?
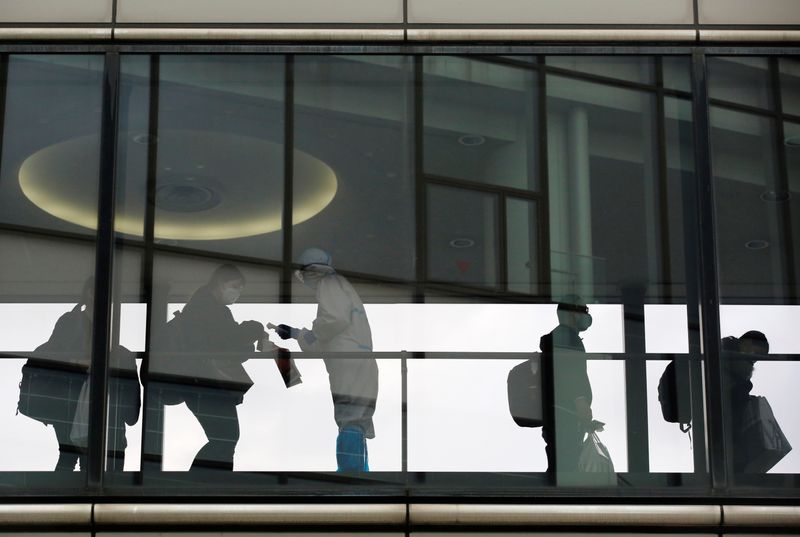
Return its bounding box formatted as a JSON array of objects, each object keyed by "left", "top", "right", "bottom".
[
  {"left": 539, "top": 295, "right": 596, "bottom": 480},
  {"left": 173, "top": 264, "right": 265, "bottom": 471},
  {"left": 723, "top": 330, "right": 769, "bottom": 474},
  {"left": 275, "top": 248, "right": 378, "bottom": 472},
  {"left": 18, "top": 278, "right": 140, "bottom": 471}
]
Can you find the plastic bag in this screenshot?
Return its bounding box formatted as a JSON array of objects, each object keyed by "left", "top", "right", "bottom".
[
  {"left": 578, "top": 431, "right": 617, "bottom": 485},
  {"left": 741, "top": 395, "right": 792, "bottom": 473}
]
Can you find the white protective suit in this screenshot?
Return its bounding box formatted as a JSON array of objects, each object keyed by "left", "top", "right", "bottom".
[{"left": 297, "top": 267, "right": 379, "bottom": 438}]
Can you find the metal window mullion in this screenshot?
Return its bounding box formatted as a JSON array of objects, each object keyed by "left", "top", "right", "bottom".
[
  {"left": 770, "top": 57, "right": 798, "bottom": 301},
  {"left": 87, "top": 51, "right": 121, "bottom": 489},
  {"left": 655, "top": 57, "right": 674, "bottom": 293},
  {"left": 137, "top": 53, "right": 160, "bottom": 481},
  {"left": 537, "top": 54, "right": 552, "bottom": 302},
  {"left": 281, "top": 55, "right": 294, "bottom": 304},
  {"left": 411, "top": 54, "right": 425, "bottom": 487},
  {"left": 691, "top": 50, "right": 727, "bottom": 492},
  {"left": 498, "top": 192, "right": 508, "bottom": 292},
  {"left": 414, "top": 55, "right": 426, "bottom": 298},
  {"left": 0, "top": 55, "right": 7, "bottom": 182}
]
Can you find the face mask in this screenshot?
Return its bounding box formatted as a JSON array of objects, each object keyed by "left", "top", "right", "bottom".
[
  {"left": 576, "top": 312, "right": 593, "bottom": 332},
  {"left": 295, "top": 267, "right": 325, "bottom": 289},
  {"left": 221, "top": 285, "right": 241, "bottom": 305}
]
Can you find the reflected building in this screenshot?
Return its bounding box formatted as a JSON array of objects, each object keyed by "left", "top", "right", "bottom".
[{"left": 0, "top": 3, "right": 798, "bottom": 536}]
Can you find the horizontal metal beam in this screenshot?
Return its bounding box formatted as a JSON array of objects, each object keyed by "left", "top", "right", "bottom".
[
  {"left": 0, "top": 504, "right": 92, "bottom": 525},
  {"left": 407, "top": 28, "right": 698, "bottom": 42},
  {"left": 409, "top": 504, "right": 722, "bottom": 526},
  {"left": 3, "top": 504, "right": 798, "bottom": 528},
  {"left": 699, "top": 29, "right": 800, "bottom": 42},
  {"left": 0, "top": 27, "right": 111, "bottom": 40},
  {"left": 114, "top": 27, "right": 404, "bottom": 41},
  {"left": 723, "top": 505, "right": 800, "bottom": 527},
  {"left": 0, "top": 26, "right": 799, "bottom": 42},
  {"left": 94, "top": 503, "right": 407, "bottom": 525}
]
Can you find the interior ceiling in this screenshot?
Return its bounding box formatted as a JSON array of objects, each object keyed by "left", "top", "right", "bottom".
[{"left": 0, "top": 56, "right": 796, "bottom": 302}]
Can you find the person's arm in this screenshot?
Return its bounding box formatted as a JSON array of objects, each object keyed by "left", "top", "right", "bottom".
[{"left": 297, "top": 277, "right": 351, "bottom": 351}]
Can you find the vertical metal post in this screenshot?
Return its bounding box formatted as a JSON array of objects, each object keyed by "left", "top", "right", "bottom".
[
  {"left": 281, "top": 55, "right": 295, "bottom": 303},
  {"left": 410, "top": 55, "right": 425, "bottom": 485},
  {"left": 0, "top": 55, "right": 8, "bottom": 176},
  {"left": 87, "top": 51, "right": 121, "bottom": 489},
  {"left": 536, "top": 55, "right": 552, "bottom": 302},
  {"left": 677, "top": 81, "right": 709, "bottom": 482},
  {"left": 623, "top": 287, "right": 649, "bottom": 476},
  {"left": 691, "top": 50, "right": 727, "bottom": 491},
  {"left": 138, "top": 54, "right": 161, "bottom": 479},
  {"left": 278, "top": 54, "right": 295, "bottom": 486}
]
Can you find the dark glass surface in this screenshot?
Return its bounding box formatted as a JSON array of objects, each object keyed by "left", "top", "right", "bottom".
[
  {"left": 423, "top": 56, "right": 538, "bottom": 191},
  {"left": 709, "top": 56, "right": 800, "bottom": 487},
  {"left": 0, "top": 51, "right": 798, "bottom": 496},
  {"left": 709, "top": 57, "right": 773, "bottom": 110},
  {"left": 0, "top": 55, "right": 104, "bottom": 484}
]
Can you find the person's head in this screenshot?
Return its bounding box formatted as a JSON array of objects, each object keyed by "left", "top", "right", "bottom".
[
  {"left": 209, "top": 264, "right": 245, "bottom": 305},
  {"left": 739, "top": 330, "right": 769, "bottom": 355},
  {"left": 556, "top": 294, "right": 592, "bottom": 332},
  {"left": 294, "top": 247, "right": 334, "bottom": 288}
]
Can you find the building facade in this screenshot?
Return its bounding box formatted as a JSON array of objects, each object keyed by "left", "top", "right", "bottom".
[{"left": 0, "top": 0, "right": 798, "bottom": 535}]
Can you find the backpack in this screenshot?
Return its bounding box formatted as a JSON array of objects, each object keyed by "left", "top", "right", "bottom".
[
  {"left": 507, "top": 354, "right": 543, "bottom": 428},
  {"left": 657, "top": 356, "right": 692, "bottom": 433}
]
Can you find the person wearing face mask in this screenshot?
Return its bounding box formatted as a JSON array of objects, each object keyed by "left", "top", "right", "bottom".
[
  {"left": 176, "top": 264, "right": 265, "bottom": 471},
  {"left": 539, "top": 295, "right": 596, "bottom": 480},
  {"left": 722, "top": 330, "right": 769, "bottom": 474},
  {"left": 274, "top": 248, "right": 378, "bottom": 472}
]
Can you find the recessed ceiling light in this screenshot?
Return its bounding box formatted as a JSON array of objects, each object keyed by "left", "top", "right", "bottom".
[
  {"left": 458, "top": 134, "right": 485, "bottom": 147},
  {"left": 745, "top": 240, "right": 770, "bottom": 250},
  {"left": 155, "top": 182, "right": 221, "bottom": 213},
  {"left": 760, "top": 190, "right": 791, "bottom": 202},
  {"left": 449, "top": 238, "right": 475, "bottom": 248},
  {"left": 784, "top": 135, "right": 800, "bottom": 147},
  {"left": 132, "top": 133, "right": 155, "bottom": 145}
]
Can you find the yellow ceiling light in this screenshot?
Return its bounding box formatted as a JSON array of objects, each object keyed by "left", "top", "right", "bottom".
[{"left": 19, "top": 130, "right": 337, "bottom": 240}]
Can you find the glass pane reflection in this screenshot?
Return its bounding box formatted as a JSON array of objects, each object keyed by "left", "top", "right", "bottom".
[{"left": 0, "top": 55, "right": 103, "bottom": 480}]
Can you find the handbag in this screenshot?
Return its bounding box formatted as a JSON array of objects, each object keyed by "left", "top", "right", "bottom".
[
  {"left": 578, "top": 431, "right": 617, "bottom": 485},
  {"left": 17, "top": 362, "right": 84, "bottom": 425},
  {"left": 740, "top": 395, "right": 792, "bottom": 473},
  {"left": 69, "top": 380, "right": 91, "bottom": 447}
]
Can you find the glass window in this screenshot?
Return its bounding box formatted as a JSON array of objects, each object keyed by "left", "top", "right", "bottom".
[
  {"left": 109, "top": 55, "right": 293, "bottom": 483},
  {"left": 424, "top": 56, "right": 538, "bottom": 191},
  {"left": 662, "top": 56, "right": 692, "bottom": 94},
  {"left": 780, "top": 58, "right": 800, "bottom": 118},
  {"left": 0, "top": 52, "right": 736, "bottom": 496},
  {"left": 547, "top": 56, "right": 655, "bottom": 85},
  {"left": 709, "top": 57, "right": 773, "bottom": 110},
  {"left": 293, "top": 56, "right": 414, "bottom": 280},
  {"left": 711, "top": 56, "right": 800, "bottom": 487},
  {"left": 711, "top": 108, "right": 790, "bottom": 300},
  {"left": 0, "top": 55, "right": 104, "bottom": 483},
  {"left": 427, "top": 184, "right": 500, "bottom": 288},
  {"left": 506, "top": 197, "right": 540, "bottom": 295}
]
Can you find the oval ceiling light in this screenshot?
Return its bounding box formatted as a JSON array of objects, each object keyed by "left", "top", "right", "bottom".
[{"left": 19, "top": 130, "right": 338, "bottom": 240}]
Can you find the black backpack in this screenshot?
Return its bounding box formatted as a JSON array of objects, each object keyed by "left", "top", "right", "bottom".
[
  {"left": 507, "top": 355, "right": 543, "bottom": 428},
  {"left": 657, "top": 356, "right": 692, "bottom": 433}
]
